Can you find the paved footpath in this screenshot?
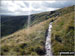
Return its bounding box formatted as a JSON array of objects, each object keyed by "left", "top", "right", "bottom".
[{"left": 45, "top": 22, "right": 53, "bottom": 56}]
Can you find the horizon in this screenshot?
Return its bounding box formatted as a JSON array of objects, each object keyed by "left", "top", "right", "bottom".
[{"left": 0, "top": 10, "right": 59, "bottom": 16}]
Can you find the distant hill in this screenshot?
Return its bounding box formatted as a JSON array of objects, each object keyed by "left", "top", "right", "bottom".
[
  {"left": 1, "top": 16, "right": 28, "bottom": 37},
  {"left": 0, "top": 5, "right": 74, "bottom": 55}
]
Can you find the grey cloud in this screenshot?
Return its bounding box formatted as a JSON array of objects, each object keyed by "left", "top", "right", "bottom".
[
  {"left": 0, "top": 11, "right": 29, "bottom": 15},
  {"left": 42, "top": 1, "right": 75, "bottom": 8},
  {"left": 24, "top": 2, "right": 29, "bottom": 8},
  {"left": 0, "top": 7, "right": 13, "bottom": 13},
  {"left": 31, "top": 11, "right": 42, "bottom": 14},
  {"left": 32, "top": 3, "right": 41, "bottom": 9},
  {"left": 15, "top": 2, "right": 29, "bottom": 8}
]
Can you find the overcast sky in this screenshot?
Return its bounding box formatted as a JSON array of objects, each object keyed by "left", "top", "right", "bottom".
[{"left": 0, "top": 0, "right": 75, "bottom": 15}]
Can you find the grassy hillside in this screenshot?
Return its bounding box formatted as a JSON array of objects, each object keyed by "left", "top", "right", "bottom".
[
  {"left": 52, "top": 12, "right": 74, "bottom": 55},
  {"left": 1, "top": 17, "right": 52, "bottom": 55},
  {"left": 0, "top": 5, "right": 74, "bottom": 55}
]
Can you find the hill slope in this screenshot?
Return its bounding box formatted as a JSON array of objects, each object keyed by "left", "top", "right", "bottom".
[{"left": 0, "top": 5, "right": 74, "bottom": 55}]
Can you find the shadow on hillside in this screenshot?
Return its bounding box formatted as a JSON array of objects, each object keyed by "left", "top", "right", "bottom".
[{"left": 1, "top": 16, "right": 28, "bottom": 37}]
